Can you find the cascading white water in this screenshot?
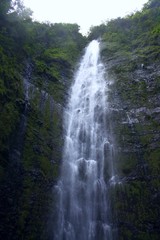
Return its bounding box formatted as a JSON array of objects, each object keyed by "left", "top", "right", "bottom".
[{"left": 54, "top": 40, "right": 113, "bottom": 240}]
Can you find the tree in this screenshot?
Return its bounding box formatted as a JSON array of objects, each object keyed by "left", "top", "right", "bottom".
[
  {"left": 144, "top": 0, "right": 160, "bottom": 9},
  {"left": 0, "top": 0, "right": 12, "bottom": 21},
  {"left": 10, "top": 0, "right": 33, "bottom": 20}
]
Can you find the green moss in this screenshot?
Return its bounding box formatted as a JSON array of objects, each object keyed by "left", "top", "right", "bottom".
[
  {"left": 0, "top": 102, "right": 20, "bottom": 152},
  {"left": 148, "top": 149, "right": 160, "bottom": 174},
  {"left": 0, "top": 77, "right": 6, "bottom": 95},
  {"left": 34, "top": 60, "right": 47, "bottom": 74},
  {"left": 151, "top": 178, "right": 160, "bottom": 189},
  {"left": 44, "top": 48, "right": 68, "bottom": 62},
  {"left": 137, "top": 232, "right": 158, "bottom": 240},
  {"left": 124, "top": 229, "right": 132, "bottom": 239},
  {"left": 39, "top": 156, "right": 52, "bottom": 177},
  {"left": 46, "top": 65, "right": 61, "bottom": 81},
  {"left": 0, "top": 165, "right": 4, "bottom": 180},
  {"left": 140, "top": 134, "right": 154, "bottom": 146},
  {"left": 118, "top": 153, "right": 138, "bottom": 176},
  {"left": 18, "top": 177, "right": 34, "bottom": 231}
]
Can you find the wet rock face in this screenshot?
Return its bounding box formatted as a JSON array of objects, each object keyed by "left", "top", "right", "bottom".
[
  {"left": 0, "top": 60, "right": 67, "bottom": 240},
  {"left": 105, "top": 59, "right": 160, "bottom": 239}
]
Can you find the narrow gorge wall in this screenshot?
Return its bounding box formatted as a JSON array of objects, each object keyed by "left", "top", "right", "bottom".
[
  {"left": 103, "top": 54, "right": 160, "bottom": 239},
  {"left": 0, "top": 60, "right": 65, "bottom": 239}
]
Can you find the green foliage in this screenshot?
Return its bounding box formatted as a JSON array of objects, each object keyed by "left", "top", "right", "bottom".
[
  {"left": 88, "top": 24, "right": 107, "bottom": 40},
  {"left": 0, "top": 0, "right": 11, "bottom": 20},
  {"left": 118, "top": 153, "right": 138, "bottom": 175},
  {"left": 88, "top": 0, "right": 160, "bottom": 64},
  {"left": 113, "top": 178, "right": 160, "bottom": 239},
  {"left": 144, "top": 0, "right": 160, "bottom": 9},
  {"left": 148, "top": 149, "right": 160, "bottom": 174}
]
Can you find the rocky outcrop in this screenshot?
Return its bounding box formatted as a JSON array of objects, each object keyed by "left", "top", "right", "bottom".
[
  {"left": 0, "top": 59, "right": 70, "bottom": 239},
  {"left": 104, "top": 54, "right": 160, "bottom": 239}
]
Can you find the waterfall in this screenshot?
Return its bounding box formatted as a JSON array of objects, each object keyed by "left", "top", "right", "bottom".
[{"left": 54, "top": 40, "right": 113, "bottom": 240}]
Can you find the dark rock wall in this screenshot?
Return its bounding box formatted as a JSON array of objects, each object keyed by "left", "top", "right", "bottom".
[
  {"left": 104, "top": 56, "right": 160, "bottom": 239},
  {"left": 0, "top": 60, "right": 69, "bottom": 239}
]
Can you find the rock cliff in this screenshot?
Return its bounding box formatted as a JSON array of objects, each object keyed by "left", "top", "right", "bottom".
[{"left": 102, "top": 52, "right": 160, "bottom": 240}]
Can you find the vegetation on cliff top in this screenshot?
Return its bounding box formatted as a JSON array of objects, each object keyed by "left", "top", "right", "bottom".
[{"left": 89, "top": 0, "right": 160, "bottom": 66}]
